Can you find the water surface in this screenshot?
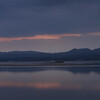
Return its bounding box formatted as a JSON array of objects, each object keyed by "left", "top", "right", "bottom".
[{"left": 0, "top": 67, "right": 100, "bottom": 100}]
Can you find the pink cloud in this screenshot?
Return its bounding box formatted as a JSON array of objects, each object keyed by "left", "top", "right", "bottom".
[
  {"left": 0, "top": 34, "right": 81, "bottom": 42},
  {"left": 87, "top": 32, "right": 100, "bottom": 36}
]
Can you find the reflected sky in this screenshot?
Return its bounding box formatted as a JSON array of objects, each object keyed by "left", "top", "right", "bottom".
[{"left": 0, "top": 67, "right": 100, "bottom": 100}]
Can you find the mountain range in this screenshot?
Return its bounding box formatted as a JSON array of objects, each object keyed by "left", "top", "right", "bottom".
[{"left": 0, "top": 48, "right": 100, "bottom": 62}]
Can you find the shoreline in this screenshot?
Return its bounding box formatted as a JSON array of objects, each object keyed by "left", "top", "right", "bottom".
[
  {"left": 0, "top": 63, "right": 99, "bottom": 68},
  {"left": 0, "top": 61, "right": 99, "bottom": 67}
]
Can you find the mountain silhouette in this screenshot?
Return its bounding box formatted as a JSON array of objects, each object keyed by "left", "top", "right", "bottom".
[{"left": 0, "top": 48, "right": 100, "bottom": 61}]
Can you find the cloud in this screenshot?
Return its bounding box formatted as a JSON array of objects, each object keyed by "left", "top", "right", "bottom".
[
  {"left": 0, "top": 34, "right": 81, "bottom": 42},
  {"left": 1, "top": 0, "right": 100, "bottom": 7},
  {"left": 87, "top": 32, "right": 100, "bottom": 36},
  {"left": 0, "top": 0, "right": 100, "bottom": 37},
  {"left": 0, "top": 0, "right": 100, "bottom": 52}
]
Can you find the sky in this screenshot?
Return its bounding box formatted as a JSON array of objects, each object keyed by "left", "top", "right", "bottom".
[{"left": 0, "top": 0, "right": 100, "bottom": 52}]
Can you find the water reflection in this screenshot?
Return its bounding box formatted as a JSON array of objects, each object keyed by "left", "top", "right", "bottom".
[
  {"left": 0, "top": 67, "right": 100, "bottom": 100},
  {"left": 0, "top": 82, "right": 82, "bottom": 90},
  {"left": 0, "top": 67, "right": 100, "bottom": 74}
]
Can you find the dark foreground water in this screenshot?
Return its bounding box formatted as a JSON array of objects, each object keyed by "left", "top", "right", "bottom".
[{"left": 0, "top": 67, "right": 100, "bottom": 100}]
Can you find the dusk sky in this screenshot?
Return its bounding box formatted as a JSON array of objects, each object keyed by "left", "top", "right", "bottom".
[{"left": 0, "top": 0, "right": 100, "bottom": 52}]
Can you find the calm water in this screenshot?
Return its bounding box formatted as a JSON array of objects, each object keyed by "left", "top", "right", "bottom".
[{"left": 0, "top": 67, "right": 100, "bottom": 100}]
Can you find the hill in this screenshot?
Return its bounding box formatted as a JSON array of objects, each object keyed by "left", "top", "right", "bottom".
[{"left": 0, "top": 48, "right": 100, "bottom": 61}]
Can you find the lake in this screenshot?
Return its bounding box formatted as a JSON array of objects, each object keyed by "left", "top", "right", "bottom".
[{"left": 0, "top": 67, "right": 100, "bottom": 100}]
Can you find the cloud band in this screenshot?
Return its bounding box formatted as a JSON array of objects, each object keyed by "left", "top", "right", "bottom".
[{"left": 0, "top": 34, "right": 81, "bottom": 42}]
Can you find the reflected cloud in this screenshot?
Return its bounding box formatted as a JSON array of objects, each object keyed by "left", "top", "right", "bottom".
[
  {"left": 64, "top": 85, "right": 82, "bottom": 90},
  {"left": 0, "top": 82, "right": 24, "bottom": 87},
  {"left": 0, "top": 82, "right": 82, "bottom": 90},
  {"left": 94, "top": 86, "right": 100, "bottom": 90},
  {"left": 0, "top": 82, "right": 60, "bottom": 89},
  {"left": 27, "top": 83, "right": 60, "bottom": 89}
]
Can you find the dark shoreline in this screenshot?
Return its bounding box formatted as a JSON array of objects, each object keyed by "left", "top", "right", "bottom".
[
  {"left": 0, "top": 61, "right": 100, "bottom": 67},
  {"left": 0, "top": 63, "right": 99, "bottom": 67}
]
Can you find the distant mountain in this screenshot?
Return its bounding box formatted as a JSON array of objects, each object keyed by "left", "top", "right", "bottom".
[{"left": 0, "top": 48, "right": 100, "bottom": 61}]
